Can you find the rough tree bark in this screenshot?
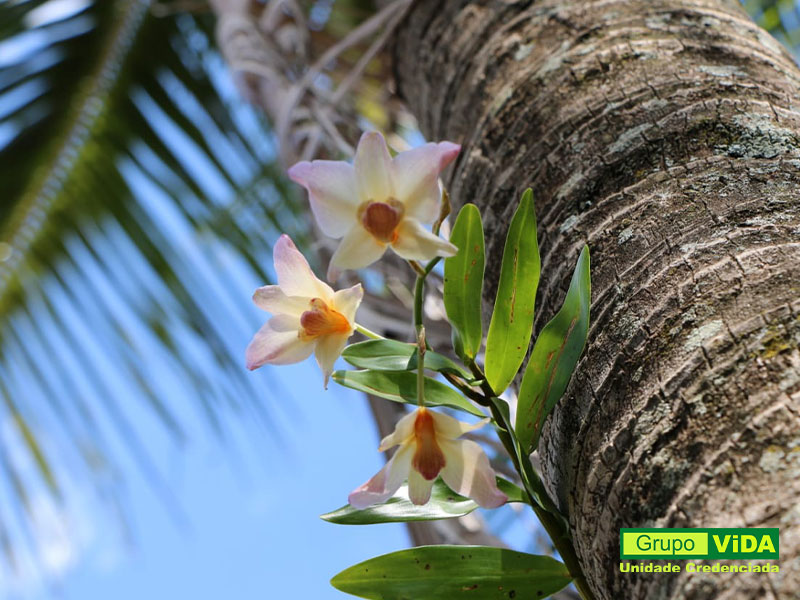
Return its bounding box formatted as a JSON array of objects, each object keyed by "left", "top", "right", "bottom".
[{"left": 395, "top": 1, "right": 800, "bottom": 598}]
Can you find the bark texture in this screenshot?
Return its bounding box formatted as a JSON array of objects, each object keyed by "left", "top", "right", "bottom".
[{"left": 395, "top": 1, "right": 800, "bottom": 598}]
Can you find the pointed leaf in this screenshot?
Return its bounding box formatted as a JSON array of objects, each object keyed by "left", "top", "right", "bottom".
[
  {"left": 485, "top": 189, "right": 540, "bottom": 394},
  {"left": 331, "top": 546, "right": 572, "bottom": 600},
  {"left": 516, "top": 246, "right": 591, "bottom": 453},
  {"left": 321, "top": 478, "right": 525, "bottom": 525},
  {"left": 443, "top": 203, "right": 485, "bottom": 360},
  {"left": 331, "top": 370, "right": 485, "bottom": 417},
  {"left": 342, "top": 339, "right": 470, "bottom": 378}
]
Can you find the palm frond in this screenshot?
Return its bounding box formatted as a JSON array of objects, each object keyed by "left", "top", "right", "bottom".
[{"left": 0, "top": 0, "right": 305, "bottom": 578}]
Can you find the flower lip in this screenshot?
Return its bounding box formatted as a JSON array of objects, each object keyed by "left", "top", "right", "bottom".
[
  {"left": 412, "top": 407, "right": 446, "bottom": 481},
  {"left": 348, "top": 406, "right": 507, "bottom": 509},
  {"left": 359, "top": 199, "right": 404, "bottom": 244},
  {"left": 299, "top": 298, "right": 351, "bottom": 340}
]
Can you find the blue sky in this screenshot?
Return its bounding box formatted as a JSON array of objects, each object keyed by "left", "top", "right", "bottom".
[
  {"left": 0, "top": 4, "right": 412, "bottom": 595},
  {"left": 11, "top": 358, "right": 409, "bottom": 600}
]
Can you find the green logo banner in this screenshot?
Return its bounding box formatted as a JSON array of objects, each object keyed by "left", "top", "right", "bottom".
[{"left": 620, "top": 528, "right": 779, "bottom": 560}]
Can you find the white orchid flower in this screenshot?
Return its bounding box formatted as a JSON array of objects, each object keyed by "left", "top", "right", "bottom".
[
  {"left": 349, "top": 407, "right": 508, "bottom": 509},
  {"left": 288, "top": 131, "right": 460, "bottom": 279},
  {"left": 245, "top": 234, "right": 362, "bottom": 387}
]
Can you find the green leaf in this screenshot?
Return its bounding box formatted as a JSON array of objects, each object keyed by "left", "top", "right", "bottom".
[
  {"left": 321, "top": 478, "right": 525, "bottom": 525},
  {"left": 342, "top": 339, "right": 470, "bottom": 378},
  {"left": 332, "top": 370, "right": 485, "bottom": 417},
  {"left": 516, "top": 246, "right": 591, "bottom": 453},
  {"left": 331, "top": 546, "right": 572, "bottom": 600},
  {"left": 443, "top": 204, "right": 485, "bottom": 360},
  {"left": 484, "top": 189, "right": 541, "bottom": 394}
]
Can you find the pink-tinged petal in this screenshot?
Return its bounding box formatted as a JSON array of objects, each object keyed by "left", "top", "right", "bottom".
[
  {"left": 314, "top": 332, "right": 351, "bottom": 389},
  {"left": 392, "top": 142, "right": 460, "bottom": 223},
  {"left": 391, "top": 218, "right": 458, "bottom": 261},
  {"left": 331, "top": 283, "right": 363, "bottom": 325},
  {"left": 273, "top": 234, "right": 334, "bottom": 299},
  {"left": 348, "top": 443, "right": 413, "bottom": 509},
  {"left": 407, "top": 468, "right": 436, "bottom": 505},
  {"left": 327, "top": 226, "right": 387, "bottom": 279},
  {"left": 377, "top": 408, "right": 418, "bottom": 452},
  {"left": 252, "top": 285, "right": 309, "bottom": 317},
  {"left": 354, "top": 132, "right": 394, "bottom": 202},
  {"left": 439, "top": 439, "right": 507, "bottom": 509},
  {"left": 245, "top": 314, "right": 314, "bottom": 370},
  {"left": 287, "top": 161, "right": 359, "bottom": 238},
  {"left": 430, "top": 411, "right": 490, "bottom": 441}
]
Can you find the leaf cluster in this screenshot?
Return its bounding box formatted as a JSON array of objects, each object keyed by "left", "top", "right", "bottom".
[{"left": 326, "top": 190, "right": 592, "bottom": 599}]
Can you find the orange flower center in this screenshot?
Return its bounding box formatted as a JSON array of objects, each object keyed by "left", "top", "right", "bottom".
[
  {"left": 358, "top": 199, "right": 404, "bottom": 244},
  {"left": 412, "top": 407, "right": 446, "bottom": 480},
  {"left": 299, "top": 298, "right": 351, "bottom": 341}
]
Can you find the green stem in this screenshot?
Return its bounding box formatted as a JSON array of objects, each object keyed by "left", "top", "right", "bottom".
[
  {"left": 354, "top": 323, "right": 383, "bottom": 340},
  {"left": 533, "top": 504, "right": 595, "bottom": 600},
  {"left": 487, "top": 398, "right": 560, "bottom": 516},
  {"left": 416, "top": 325, "right": 426, "bottom": 407},
  {"left": 412, "top": 263, "right": 430, "bottom": 407},
  {"left": 440, "top": 373, "right": 490, "bottom": 406},
  {"left": 464, "top": 359, "right": 595, "bottom": 600},
  {"left": 423, "top": 256, "right": 442, "bottom": 275},
  {"left": 410, "top": 256, "right": 446, "bottom": 405},
  {"left": 413, "top": 272, "right": 425, "bottom": 331}
]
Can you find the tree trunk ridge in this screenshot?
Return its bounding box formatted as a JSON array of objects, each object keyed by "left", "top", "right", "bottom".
[{"left": 395, "top": 1, "right": 800, "bottom": 598}]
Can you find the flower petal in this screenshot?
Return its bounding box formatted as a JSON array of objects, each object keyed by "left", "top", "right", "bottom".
[
  {"left": 378, "top": 408, "right": 418, "bottom": 452},
  {"left": 245, "top": 314, "right": 314, "bottom": 370},
  {"left": 287, "top": 161, "right": 359, "bottom": 238},
  {"left": 273, "top": 234, "right": 334, "bottom": 299},
  {"left": 314, "top": 332, "right": 351, "bottom": 389},
  {"left": 440, "top": 439, "right": 507, "bottom": 509},
  {"left": 430, "top": 411, "right": 491, "bottom": 441},
  {"left": 355, "top": 131, "right": 394, "bottom": 202},
  {"left": 392, "top": 142, "right": 460, "bottom": 223},
  {"left": 391, "top": 218, "right": 458, "bottom": 261},
  {"left": 332, "top": 283, "right": 363, "bottom": 325},
  {"left": 348, "top": 443, "right": 413, "bottom": 509},
  {"left": 252, "top": 285, "right": 309, "bottom": 316},
  {"left": 407, "top": 467, "right": 436, "bottom": 505},
  {"left": 327, "top": 226, "right": 387, "bottom": 279}
]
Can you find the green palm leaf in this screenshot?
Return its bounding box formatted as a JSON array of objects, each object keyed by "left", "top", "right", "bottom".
[{"left": 0, "top": 0, "right": 306, "bottom": 573}]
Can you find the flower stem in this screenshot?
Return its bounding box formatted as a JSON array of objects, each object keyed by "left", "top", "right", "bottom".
[
  {"left": 416, "top": 325, "right": 426, "bottom": 407},
  {"left": 413, "top": 271, "right": 425, "bottom": 330},
  {"left": 432, "top": 188, "right": 451, "bottom": 236},
  {"left": 412, "top": 262, "right": 429, "bottom": 407},
  {"left": 354, "top": 323, "right": 383, "bottom": 340},
  {"left": 409, "top": 260, "right": 426, "bottom": 277}
]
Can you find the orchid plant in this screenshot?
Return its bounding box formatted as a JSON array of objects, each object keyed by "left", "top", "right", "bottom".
[{"left": 247, "top": 132, "right": 595, "bottom": 600}]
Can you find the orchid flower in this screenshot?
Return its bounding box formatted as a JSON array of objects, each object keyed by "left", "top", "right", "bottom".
[
  {"left": 349, "top": 407, "right": 508, "bottom": 509},
  {"left": 245, "top": 234, "right": 362, "bottom": 387},
  {"left": 288, "top": 131, "right": 460, "bottom": 279}
]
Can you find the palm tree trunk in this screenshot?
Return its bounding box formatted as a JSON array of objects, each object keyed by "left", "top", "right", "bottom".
[{"left": 395, "top": 1, "right": 800, "bottom": 598}]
